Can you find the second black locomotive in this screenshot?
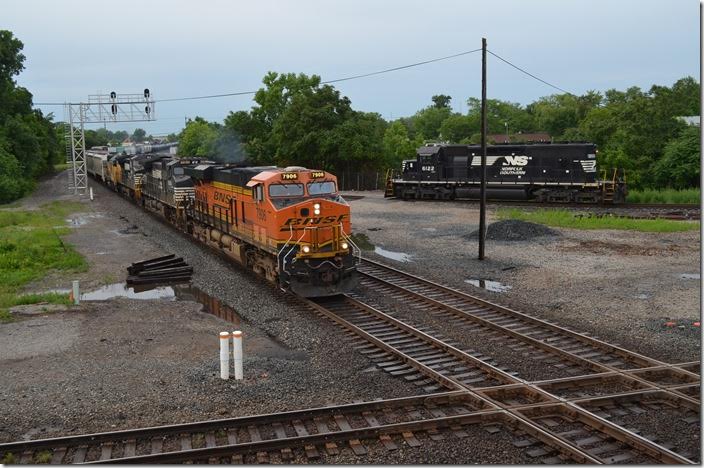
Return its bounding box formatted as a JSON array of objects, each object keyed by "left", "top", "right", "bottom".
[{"left": 386, "top": 142, "right": 626, "bottom": 204}]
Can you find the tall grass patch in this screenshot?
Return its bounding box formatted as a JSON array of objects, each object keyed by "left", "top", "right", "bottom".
[
  {"left": 0, "top": 201, "right": 87, "bottom": 321},
  {"left": 627, "top": 188, "right": 700, "bottom": 204},
  {"left": 497, "top": 208, "right": 700, "bottom": 233}
]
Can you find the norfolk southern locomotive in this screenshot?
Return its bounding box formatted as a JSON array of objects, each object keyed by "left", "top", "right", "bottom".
[
  {"left": 86, "top": 148, "right": 360, "bottom": 297},
  {"left": 386, "top": 143, "right": 627, "bottom": 204}
]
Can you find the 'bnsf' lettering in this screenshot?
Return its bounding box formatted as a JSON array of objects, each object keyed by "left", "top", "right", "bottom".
[
  {"left": 281, "top": 214, "right": 348, "bottom": 229},
  {"left": 214, "top": 191, "right": 232, "bottom": 203}
]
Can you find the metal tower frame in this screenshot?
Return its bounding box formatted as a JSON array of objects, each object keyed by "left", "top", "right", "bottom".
[{"left": 64, "top": 91, "right": 155, "bottom": 195}]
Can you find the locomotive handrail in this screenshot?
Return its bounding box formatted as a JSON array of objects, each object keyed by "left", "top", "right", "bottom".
[{"left": 340, "top": 224, "right": 362, "bottom": 267}]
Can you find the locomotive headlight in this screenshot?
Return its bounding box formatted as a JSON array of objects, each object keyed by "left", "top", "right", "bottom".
[
  {"left": 302, "top": 246, "right": 310, "bottom": 253},
  {"left": 341, "top": 242, "right": 348, "bottom": 250},
  {"left": 314, "top": 203, "right": 320, "bottom": 210},
  {"left": 314, "top": 209, "right": 321, "bottom": 215}
]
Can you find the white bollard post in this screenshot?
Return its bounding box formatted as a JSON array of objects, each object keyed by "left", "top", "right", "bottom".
[
  {"left": 232, "top": 330, "right": 243, "bottom": 380},
  {"left": 72, "top": 280, "right": 80, "bottom": 305},
  {"left": 89, "top": 187, "right": 94, "bottom": 201},
  {"left": 219, "top": 332, "right": 230, "bottom": 380}
]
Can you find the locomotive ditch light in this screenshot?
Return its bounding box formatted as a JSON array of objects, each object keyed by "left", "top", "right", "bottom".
[
  {"left": 302, "top": 246, "right": 311, "bottom": 253},
  {"left": 341, "top": 242, "right": 349, "bottom": 250}
]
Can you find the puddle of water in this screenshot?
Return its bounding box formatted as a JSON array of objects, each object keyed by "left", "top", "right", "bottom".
[
  {"left": 66, "top": 213, "right": 104, "bottom": 227},
  {"left": 634, "top": 293, "right": 650, "bottom": 300},
  {"left": 374, "top": 246, "right": 413, "bottom": 262},
  {"left": 81, "top": 283, "right": 177, "bottom": 301},
  {"left": 173, "top": 285, "right": 306, "bottom": 360},
  {"left": 465, "top": 279, "right": 512, "bottom": 293},
  {"left": 680, "top": 273, "right": 701, "bottom": 280}
]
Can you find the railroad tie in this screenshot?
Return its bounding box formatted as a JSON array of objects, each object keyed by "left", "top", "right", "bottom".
[
  {"left": 123, "top": 439, "right": 136, "bottom": 458},
  {"left": 292, "top": 419, "right": 320, "bottom": 459},
  {"left": 401, "top": 431, "right": 421, "bottom": 447},
  {"left": 333, "top": 414, "right": 366, "bottom": 455},
  {"left": 99, "top": 442, "right": 113, "bottom": 461},
  {"left": 50, "top": 447, "right": 66, "bottom": 464},
  {"left": 72, "top": 445, "right": 88, "bottom": 464},
  {"left": 313, "top": 417, "right": 339, "bottom": 455},
  {"left": 150, "top": 437, "right": 163, "bottom": 454}
]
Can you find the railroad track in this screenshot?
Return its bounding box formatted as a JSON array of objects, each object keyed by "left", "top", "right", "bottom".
[
  {"left": 0, "top": 392, "right": 501, "bottom": 464},
  {"left": 298, "top": 258, "right": 700, "bottom": 464}
]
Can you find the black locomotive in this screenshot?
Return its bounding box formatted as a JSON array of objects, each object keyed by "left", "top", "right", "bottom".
[{"left": 386, "top": 143, "right": 626, "bottom": 203}]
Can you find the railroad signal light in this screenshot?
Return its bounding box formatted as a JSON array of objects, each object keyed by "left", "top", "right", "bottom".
[
  {"left": 111, "top": 104, "right": 117, "bottom": 115},
  {"left": 110, "top": 91, "right": 116, "bottom": 100},
  {"left": 145, "top": 106, "right": 150, "bottom": 115},
  {"left": 144, "top": 88, "right": 150, "bottom": 99}
]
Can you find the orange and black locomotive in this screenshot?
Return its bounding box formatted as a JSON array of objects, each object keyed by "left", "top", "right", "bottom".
[{"left": 88, "top": 149, "right": 359, "bottom": 297}]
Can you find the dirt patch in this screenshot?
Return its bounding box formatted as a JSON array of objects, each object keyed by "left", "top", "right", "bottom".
[{"left": 558, "top": 239, "right": 685, "bottom": 256}]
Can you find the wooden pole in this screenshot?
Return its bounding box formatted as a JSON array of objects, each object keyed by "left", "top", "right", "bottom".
[{"left": 479, "top": 37, "right": 487, "bottom": 260}]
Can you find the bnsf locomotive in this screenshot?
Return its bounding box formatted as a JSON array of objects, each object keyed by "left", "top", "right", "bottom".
[
  {"left": 87, "top": 149, "right": 359, "bottom": 297},
  {"left": 386, "top": 143, "right": 627, "bottom": 204}
]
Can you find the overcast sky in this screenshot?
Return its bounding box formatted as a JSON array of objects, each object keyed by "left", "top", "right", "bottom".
[{"left": 4, "top": 0, "right": 701, "bottom": 135}]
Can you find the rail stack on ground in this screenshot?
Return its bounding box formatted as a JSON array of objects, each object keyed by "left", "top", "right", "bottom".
[{"left": 126, "top": 254, "right": 192, "bottom": 285}]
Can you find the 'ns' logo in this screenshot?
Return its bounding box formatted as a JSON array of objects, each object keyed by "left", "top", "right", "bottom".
[{"left": 503, "top": 156, "right": 529, "bottom": 166}]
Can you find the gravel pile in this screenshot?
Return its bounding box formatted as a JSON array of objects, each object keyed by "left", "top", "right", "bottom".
[{"left": 467, "top": 219, "right": 560, "bottom": 241}]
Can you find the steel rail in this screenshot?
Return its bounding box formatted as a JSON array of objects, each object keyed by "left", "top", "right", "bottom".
[
  {"left": 359, "top": 258, "right": 668, "bottom": 369},
  {"left": 328, "top": 294, "right": 697, "bottom": 464},
  {"left": 0, "top": 391, "right": 482, "bottom": 454}
]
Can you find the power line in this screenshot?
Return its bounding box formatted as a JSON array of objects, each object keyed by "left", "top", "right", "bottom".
[
  {"left": 487, "top": 49, "right": 574, "bottom": 96},
  {"left": 33, "top": 48, "right": 482, "bottom": 106}
]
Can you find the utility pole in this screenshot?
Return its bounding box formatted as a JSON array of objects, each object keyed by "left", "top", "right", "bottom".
[{"left": 478, "top": 37, "right": 487, "bottom": 260}]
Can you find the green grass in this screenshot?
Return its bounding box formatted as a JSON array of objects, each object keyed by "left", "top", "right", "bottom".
[
  {"left": 54, "top": 162, "right": 71, "bottom": 172},
  {"left": 34, "top": 451, "right": 52, "bottom": 464},
  {"left": 2, "top": 452, "right": 17, "bottom": 464},
  {"left": 497, "top": 208, "right": 700, "bottom": 233},
  {"left": 627, "top": 188, "right": 700, "bottom": 204},
  {"left": 0, "top": 201, "right": 87, "bottom": 321}
]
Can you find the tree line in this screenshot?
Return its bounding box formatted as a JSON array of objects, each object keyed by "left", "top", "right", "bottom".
[
  {"left": 180, "top": 72, "right": 700, "bottom": 190},
  {"left": 0, "top": 31, "right": 63, "bottom": 203},
  {"left": 0, "top": 28, "right": 700, "bottom": 204}
]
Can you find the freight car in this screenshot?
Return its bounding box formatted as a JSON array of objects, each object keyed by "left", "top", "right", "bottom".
[
  {"left": 87, "top": 153, "right": 359, "bottom": 297},
  {"left": 386, "top": 143, "right": 627, "bottom": 203}
]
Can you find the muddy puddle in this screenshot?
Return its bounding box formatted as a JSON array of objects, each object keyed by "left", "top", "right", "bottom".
[
  {"left": 66, "top": 213, "right": 104, "bottom": 227},
  {"left": 374, "top": 246, "right": 413, "bottom": 262},
  {"left": 77, "top": 282, "right": 305, "bottom": 360},
  {"left": 679, "top": 273, "right": 701, "bottom": 280},
  {"left": 465, "top": 279, "right": 512, "bottom": 293}
]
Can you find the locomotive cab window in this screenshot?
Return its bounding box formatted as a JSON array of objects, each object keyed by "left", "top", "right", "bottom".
[
  {"left": 253, "top": 184, "right": 264, "bottom": 201},
  {"left": 173, "top": 167, "right": 184, "bottom": 175},
  {"left": 269, "top": 183, "right": 304, "bottom": 197},
  {"left": 307, "top": 181, "right": 336, "bottom": 195}
]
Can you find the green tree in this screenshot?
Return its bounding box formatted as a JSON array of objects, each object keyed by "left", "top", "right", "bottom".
[
  {"left": 653, "top": 126, "right": 700, "bottom": 188},
  {"left": 527, "top": 91, "right": 601, "bottom": 138},
  {"left": 413, "top": 105, "right": 452, "bottom": 140},
  {"left": 431, "top": 94, "right": 452, "bottom": 109},
  {"left": 383, "top": 120, "right": 422, "bottom": 168},
  {"left": 466, "top": 98, "right": 536, "bottom": 135},
  {"left": 131, "top": 128, "right": 146, "bottom": 143},
  {"left": 178, "top": 117, "right": 219, "bottom": 157},
  {"left": 439, "top": 114, "right": 477, "bottom": 143}
]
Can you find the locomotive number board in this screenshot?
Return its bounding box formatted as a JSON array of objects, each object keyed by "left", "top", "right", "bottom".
[
  {"left": 310, "top": 171, "right": 325, "bottom": 178},
  {"left": 281, "top": 172, "right": 298, "bottom": 180}
]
